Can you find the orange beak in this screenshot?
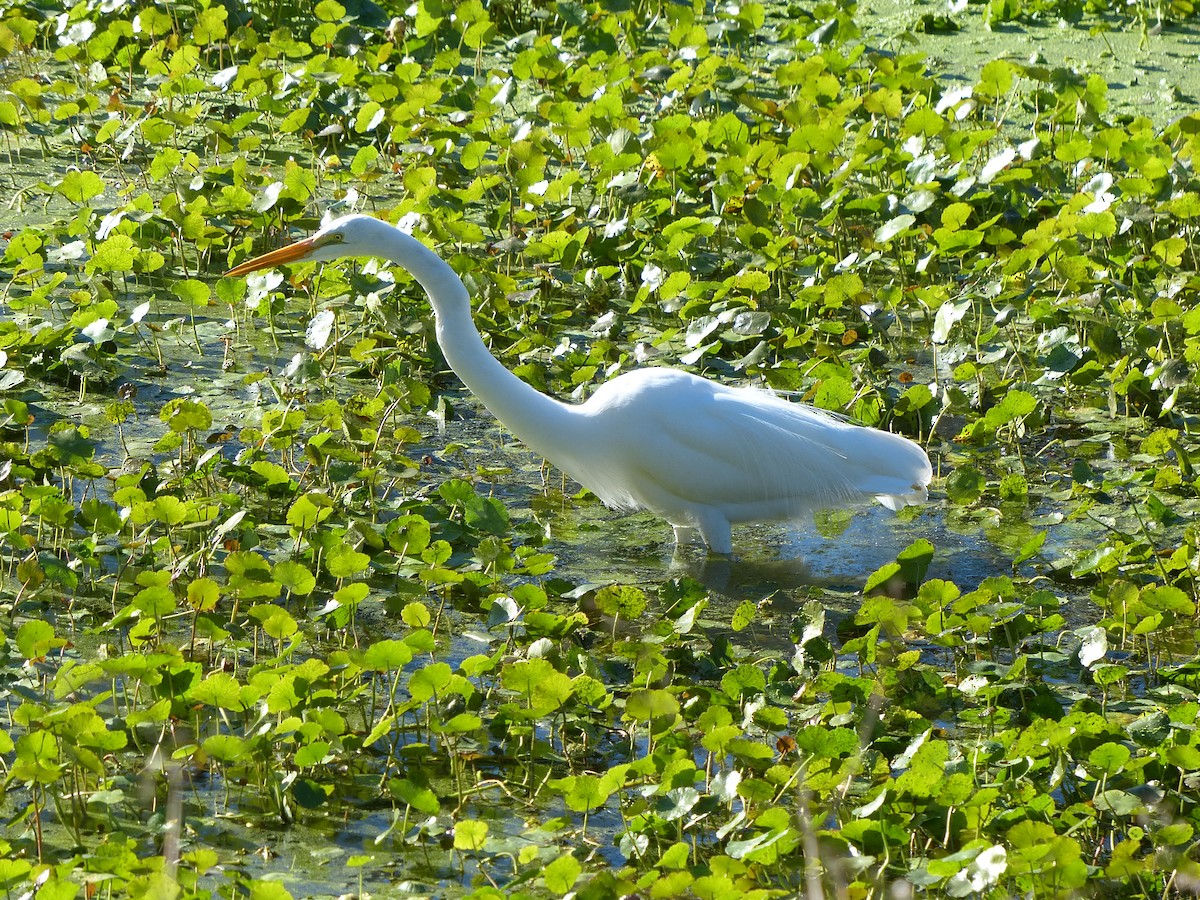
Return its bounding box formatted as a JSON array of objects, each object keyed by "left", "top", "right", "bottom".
[{"left": 225, "top": 236, "right": 320, "bottom": 277}]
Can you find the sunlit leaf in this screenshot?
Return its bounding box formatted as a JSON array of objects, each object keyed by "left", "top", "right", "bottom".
[
  {"left": 875, "top": 214, "right": 915, "bottom": 243},
  {"left": 453, "top": 819, "right": 488, "bottom": 852},
  {"left": 543, "top": 852, "right": 582, "bottom": 894}
]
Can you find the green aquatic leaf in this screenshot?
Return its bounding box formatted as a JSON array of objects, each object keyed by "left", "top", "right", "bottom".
[
  {"left": 17, "top": 620, "right": 60, "bottom": 659},
  {"left": 57, "top": 170, "right": 104, "bottom": 203},
  {"left": 543, "top": 853, "right": 582, "bottom": 894},
  {"left": 189, "top": 672, "right": 246, "bottom": 710},
  {"left": 203, "top": 734, "right": 248, "bottom": 762},
  {"left": 187, "top": 578, "right": 220, "bottom": 612},
  {"left": 171, "top": 278, "right": 209, "bottom": 307},
  {"left": 160, "top": 398, "right": 212, "bottom": 433},
  {"left": 273, "top": 560, "right": 316, "bottom": 596},
  {"left": 389, "top": 778, "right": 440, "bottom": 814},
  {"left": 730, "top": 599, "right": 756, "bottom": 631},
  {"left": 315, "top": 0, "right": 347, "bottom": 21},
  {"left": 898, "top": 539, "right": 934, "bottom": 583},
  {"left": 453, "top": 820, "right": 488, "bottom": 852},
  {"left": 362, "top": 640, "right": 413, "bottom": 671},
  {"left": 408, "top": 662, "right": 453, "bottom": 702},
  {"left": 287, "top": 492, "right": 333, "bottom": 530},
  {"left": 593, "top": 584, "right": 647, "bottom": 619},
  {"left": 946, "top": 466, "right": 985, "bottom": 504},
  {"left": 625, "top": 688, "right": 679, "bottom": 724},
  {"left": 324, "top": 540, "right": 370, "bottom": 578}
]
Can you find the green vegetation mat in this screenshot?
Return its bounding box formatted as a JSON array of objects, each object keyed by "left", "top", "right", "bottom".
[{"left": 2, "top": 0, "right": 1200, "bottom": 896}]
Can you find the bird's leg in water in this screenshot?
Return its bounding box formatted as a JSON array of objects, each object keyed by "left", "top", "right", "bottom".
[
  {"left": 695, "top": 509, "right": 734, "bottom": 556},
  {"left": 672, "top": 525, "right": 700, "bottom": 546},
  {"left": 672, "top": 513, "right": 733, "bottom": 556}
]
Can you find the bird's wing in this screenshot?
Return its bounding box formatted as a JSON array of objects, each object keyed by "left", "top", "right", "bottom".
[{"left": 626, "top": 380, "right": 930, "bottom": 520}]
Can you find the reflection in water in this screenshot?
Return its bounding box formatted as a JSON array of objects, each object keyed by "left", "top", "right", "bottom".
[
  {"left": 443, "top": 404, "right": 1016, "bottom": 606},
  {"left": 548, "top": 504, "right": 946, "bottom": 593},
  {"left": 667, "top": 547, "right": 812, "bottom": 596}
]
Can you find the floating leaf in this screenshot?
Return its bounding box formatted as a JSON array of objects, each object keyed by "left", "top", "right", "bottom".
[
  {"left": 875, "top": 214, "right": 916, "bottom": 243},
  {"left": 306, "top": 309, "right": 336, "bottom": 350},
  {"left": 453, "top": 820, "right": 488, "bottom": 852},
  {"left": 389, "top": 779, "right": 440, "bottom": 815},
  {"left": 593, "top": 584, "right": 647, "bottom": 619},
  {"left": 946, "top": 466, "right": 985, "bottom": 505},
  {"left": 1077, "top": 625, "right": 1107, "bottom": 668},
  {"left": 932, "top": 300, "right": 970, "bottom": 343}
]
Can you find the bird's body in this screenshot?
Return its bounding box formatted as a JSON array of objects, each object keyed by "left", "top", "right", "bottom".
[{"left": 228, "top": 214, "right": 932, "bottom": 554}]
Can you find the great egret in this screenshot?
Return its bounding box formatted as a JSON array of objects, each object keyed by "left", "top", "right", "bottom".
[{"left": 227, "top": 214, "right": 932, "bottom": 554}]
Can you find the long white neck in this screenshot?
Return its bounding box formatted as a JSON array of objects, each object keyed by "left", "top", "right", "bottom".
[{"left": 383, "top": 230, "right": 580, "bottom": 457}]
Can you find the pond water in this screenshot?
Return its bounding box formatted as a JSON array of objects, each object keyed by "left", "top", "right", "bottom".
[{"left": 862, "top": 0, "right": 1200, "bottom": 127}]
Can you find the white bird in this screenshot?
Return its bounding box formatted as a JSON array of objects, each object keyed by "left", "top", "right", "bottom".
[{"left": 227, "top": 214, "right": 932, "bottom": 555}]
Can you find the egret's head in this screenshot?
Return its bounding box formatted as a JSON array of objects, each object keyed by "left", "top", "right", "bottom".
[{"left": 225, "top": 213, "right": 392, "bottom": 276}]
